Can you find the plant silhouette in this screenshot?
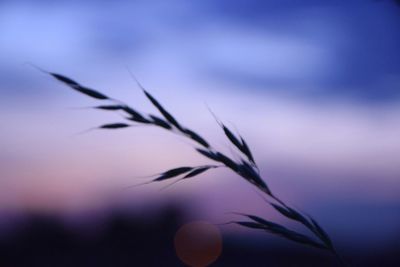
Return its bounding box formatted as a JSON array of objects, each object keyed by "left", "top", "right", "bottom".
[{"left": 41, "top": 68, "right": 348, "bottom": 266}]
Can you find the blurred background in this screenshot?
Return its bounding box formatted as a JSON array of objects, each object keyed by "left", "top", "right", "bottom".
[{"left": 1, "top": 0, "right": 400, "bottom": 266}]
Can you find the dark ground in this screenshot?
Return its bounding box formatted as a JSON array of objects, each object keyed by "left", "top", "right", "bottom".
[{"left": 0, "top": 206, "right": 398, "bottom": 267}]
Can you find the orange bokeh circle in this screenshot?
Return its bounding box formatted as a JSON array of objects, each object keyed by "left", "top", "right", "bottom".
[{"left": 174, "top": 221, "right": 222, "bottom": 267}]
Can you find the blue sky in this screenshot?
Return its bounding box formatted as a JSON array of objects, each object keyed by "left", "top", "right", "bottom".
[{"left": 1, "top": 0, "right": 400, "bottom": 101}]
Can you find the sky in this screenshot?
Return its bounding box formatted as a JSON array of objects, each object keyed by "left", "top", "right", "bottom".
[{"left": 0, "top": 0, "right": 400, "bottom": 250}]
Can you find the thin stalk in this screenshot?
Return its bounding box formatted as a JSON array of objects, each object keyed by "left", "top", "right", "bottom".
[{"left": 45, "top": 70, "right": 349, "bottom": 266}]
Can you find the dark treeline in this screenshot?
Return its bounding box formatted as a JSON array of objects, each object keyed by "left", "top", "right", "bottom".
[{"left": 0, "top": 206, "right": 398, "bottom": 267}]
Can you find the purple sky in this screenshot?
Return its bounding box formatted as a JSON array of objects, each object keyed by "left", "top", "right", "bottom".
[{"left": 1, "top": 0, "right": 400, "bottom": 249}]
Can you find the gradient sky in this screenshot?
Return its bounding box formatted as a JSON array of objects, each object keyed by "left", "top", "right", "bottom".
[{"left": 1, "top": 0, "right": 400, "bottom": 250}]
